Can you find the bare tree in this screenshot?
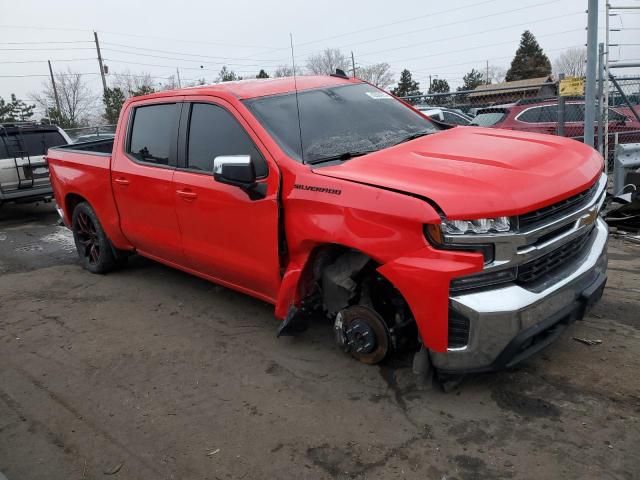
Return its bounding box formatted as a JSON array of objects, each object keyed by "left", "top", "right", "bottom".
[
  {"left": 553, "top": 47, "right": 587, "bottom": 78},
  {"left": 356, "top": 63, "right": 394, "bottom": 89},
  {"left": 30, "top": 68, "right": 98, "bottom": 128},
  {"left": 111, "top": 70, "right": 156, "bottom": 97},
  {"left": 306, "top": 48, "right": 349, "bottom": 75},
  {"left": 273, "top": 65, "right": 303, "bottom": 77},
  {"left": 486, "top": 65, "right": 507, "bottom": 84},
  {"left": 159, "top": 74, "right": 180, "bottom": 90}
]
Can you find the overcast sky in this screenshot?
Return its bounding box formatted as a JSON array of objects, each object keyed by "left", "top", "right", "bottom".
[{"left": 1, "top": 0, "right": 639, "bottom": 115}]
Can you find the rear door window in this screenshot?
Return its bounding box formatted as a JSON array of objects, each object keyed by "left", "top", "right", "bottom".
[
  {"left": 0, "top": 130, "right": 67, "bottom": 159},
  {"left": 186, "top": 103, "right": 267, "bottom": 177},
  {"left": 538, "top": 106, "right": 557, "bottom": 123},
  {"left": 565, "top": 104, "right": 584, "bottom": 122},
  {"left": 128, "top": 103, "right": 178, "bottom": 165}
]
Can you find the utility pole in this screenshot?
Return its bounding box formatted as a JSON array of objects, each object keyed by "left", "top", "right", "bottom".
[
  {"left": 486, "top": 60, "right": 489, "bottom": 85},
  {"left": 94, "top": 31, "right": 107, "bottom": 96},
  {"left": 583, "top": 0, "right": 598, "bottom": 147},
  {"left": 47, "top": 60, "right": 61, "bottom": 114},
  {"left": 351, "top": 51, "right": 356, "bottom": 77},
  {"left": 604, "top": 1, "right": 611, "bottom": 162},
  {"left": 597, "top": 42, "right": 605, "bottom": 160},
  {"left": 176, "top": 68, "right": 182, "bottom": 88}
]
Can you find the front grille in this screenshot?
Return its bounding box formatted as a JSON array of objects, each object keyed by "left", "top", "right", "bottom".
[
  {"left": 519, "top": 182, "right": 598, "bottom": 230},
  {"left": 517, "top": 230, "right": 593, "bottom": 285},
  {"left": 448, "top": 311, "right": 470, "bottom": 348}
]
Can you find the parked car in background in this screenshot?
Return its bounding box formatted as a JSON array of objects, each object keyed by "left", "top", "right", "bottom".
[
  {"left": 0, "top": 123, "right": 71, "bottom": 205},
  {"left": 47, "top": 76, "right": 607, "bottom": 376},
  {"left": 470, "top": 99, "right": 640, "bottom": 154},
  {"left": 415, "top": 106, "right": 473, "bottom": 125}
]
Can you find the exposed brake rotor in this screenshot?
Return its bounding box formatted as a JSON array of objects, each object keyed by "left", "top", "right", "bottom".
[{"left": 334, "top": 305, "right": 390, "bottom": 364}]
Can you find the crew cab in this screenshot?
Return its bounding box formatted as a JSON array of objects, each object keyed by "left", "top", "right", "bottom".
[
  {"left": 1, "top": 123, "right": 71, "bottom": 205},
  {"left": 46, "top": 76, "right": 608, "bottom": 377}
]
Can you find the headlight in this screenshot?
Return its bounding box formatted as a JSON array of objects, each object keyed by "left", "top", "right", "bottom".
[{"left": 441, "top": 216, "right": 511, "bottom": 235}]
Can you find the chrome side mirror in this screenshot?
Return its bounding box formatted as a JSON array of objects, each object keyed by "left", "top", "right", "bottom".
[{"left": 213, "top": 155, "right": 255, "bottom": 187}]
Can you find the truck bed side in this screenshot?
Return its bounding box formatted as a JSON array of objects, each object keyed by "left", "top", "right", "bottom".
[{"left": 47, "top": 140, "right": 132, "bottom": 251}]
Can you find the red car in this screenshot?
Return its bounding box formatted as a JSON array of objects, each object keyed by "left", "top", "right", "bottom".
[
  {"left": 46, "top": 76, "right": 607, "bottom": 377},
  {"left": 470, "top": 99, "right": 640, "bottom": 154}
]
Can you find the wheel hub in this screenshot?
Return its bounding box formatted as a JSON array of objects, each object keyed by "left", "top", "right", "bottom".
[
  {"left": 334, "top": 306, "right": 390, "bottom": 364},
  {"left": 344, "top": 318, "right": 377, "bottom": 354}
]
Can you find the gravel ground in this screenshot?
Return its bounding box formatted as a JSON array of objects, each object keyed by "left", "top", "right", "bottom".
[{"left": 0, "top": 202, "right": 639, "bottom": 480}]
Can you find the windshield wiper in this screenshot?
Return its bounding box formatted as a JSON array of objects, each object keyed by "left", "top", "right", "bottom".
[
  {"left": 391, "top": 129, "right": 433, "bottom": 146},
  {"left": 306, "top": 150, "right": 375, "bottom": 165}
]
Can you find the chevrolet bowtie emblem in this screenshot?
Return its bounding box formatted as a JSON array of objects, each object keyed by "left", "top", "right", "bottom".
[{"left": 578, "top": 207, "right": 599, "bottom": 228}]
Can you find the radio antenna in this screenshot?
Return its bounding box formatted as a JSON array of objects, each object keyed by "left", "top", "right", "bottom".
[{"left": 290, "top": 33, "right": 305, "bottom": 163}]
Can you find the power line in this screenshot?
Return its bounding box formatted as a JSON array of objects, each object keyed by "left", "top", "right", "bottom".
[
  {"left": 379, "top": 28, "right": 584, "bottom": 65},
  {"left": 293, "top": 0, "right": 564, "bottom": 58},
  {"left": 238, "top": 0, "right": 503, "bottom": 59},
  {"left": 0, "top": 58, "right": 96, "bottom": 64},
  {"left": 101, "top": 42, "right": 288, "bottom": 63},
  {"left": 101, "top": 48, "right": 285, "bottom": 67},
  {"left": 0, "top": 46, "right": 95, "bottom": 51},
  {"left": 0, "top": 40, "right": 93, "bottom": 45},
  {"left": 355, "top": 12, "right": 583, "bottom": 59},
  {"left": 104, "top": 56, "right": 278, "bottom": 73}
]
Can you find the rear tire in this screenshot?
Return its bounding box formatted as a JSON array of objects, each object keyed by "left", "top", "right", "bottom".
[{"left": 71, "top": 202, "right": 116, "bottom": 274}]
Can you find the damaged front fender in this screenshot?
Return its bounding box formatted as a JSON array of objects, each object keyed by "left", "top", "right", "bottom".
[{"left": 377, "top": 247, "right": 483, "bottom": 353}]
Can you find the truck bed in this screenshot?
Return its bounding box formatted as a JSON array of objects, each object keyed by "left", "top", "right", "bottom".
[{"left": 50, "top": 138, "right": 114, "bottom": 155}]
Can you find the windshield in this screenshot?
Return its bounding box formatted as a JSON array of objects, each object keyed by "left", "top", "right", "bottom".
[
  {"left": 469, "top": 109, "right": 507, "bottom": 127},
  {"left": 244, "top": 83, "right": 438, "bottom": 163}
]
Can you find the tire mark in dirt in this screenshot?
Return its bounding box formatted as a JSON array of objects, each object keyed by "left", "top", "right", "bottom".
[{"left": 6, "top": 361, "right": 165, "bottom": 477}]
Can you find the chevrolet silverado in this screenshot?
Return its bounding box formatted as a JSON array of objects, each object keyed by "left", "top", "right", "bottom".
[{"left": 46, "top": 75, "right": 608, "bottom": 377}]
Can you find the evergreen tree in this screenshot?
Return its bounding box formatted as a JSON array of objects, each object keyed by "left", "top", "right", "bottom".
[
  {"left": 428, "top": 78, "right": 450, "bottom": 106},
  {"left": 428, "top": 78, "right": 450, "bottom": 94},
  {"left": 457, "top": 68, "right": 485, "bottom": 91},
  {"left": 131, "top": 85, "right": 155, "bottom": 97},
  {"left": 256, "top": 69, "right": 269, "bottom": 79},
  {"left": 391, "top": 69, "right": 422, "bottom": 103},
  {"left": 103, "top": 87, "right": 126, "bottom": 124},
  {"left": 0, "top": 94, "right": 35, "bottom": 122},
  {"left": 217, "top": 66, "right": 240, "bottom": 82},
  {"left": 505, "top": 30, "right": 551, "bottom": 81}
]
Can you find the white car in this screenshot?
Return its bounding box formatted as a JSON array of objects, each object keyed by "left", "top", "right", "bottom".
[
  {"left": 415, "top": 106, "right": 473, "bottom": 126},
  {"left": 0, "top": 123, "right": 71, "bottom": 205}
]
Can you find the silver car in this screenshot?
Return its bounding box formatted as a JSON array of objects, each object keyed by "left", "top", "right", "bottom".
[{"left": 0, "top": 123, "right": 71, "bottom": 205}]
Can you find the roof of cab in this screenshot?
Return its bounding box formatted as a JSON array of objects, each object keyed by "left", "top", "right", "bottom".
[{"left": 131, "top": 75, "right": 363, "bottom": 103}]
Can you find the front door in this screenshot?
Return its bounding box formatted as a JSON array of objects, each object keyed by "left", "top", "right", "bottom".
[
  {"left": 172, "top": 100, "right": 281, "bottom": 302},
  {"left": 111, "top": 101, "right": 184, "bottom": 263}
]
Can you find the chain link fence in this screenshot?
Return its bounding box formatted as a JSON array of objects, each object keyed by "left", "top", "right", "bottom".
[{"left": 400, "top": 76, "right": 640, "bottom": 175}]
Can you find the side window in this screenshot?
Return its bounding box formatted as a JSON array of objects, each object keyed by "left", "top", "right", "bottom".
[
  {"left": 538, "top": 106, "right": 558, "bottom": 123},
  {"left": 442, "top": 111, "right": 467, "bottom": 125},
  {"left": 187, "top": 103, "right": 267, "bottom": 177},
  {"left": 565, "top": 104, "right": 584, "bottom": 122},
  {"left": 608, "top": 109, "right": 626, "bottom": 122},
  {"left": 128, "top": 103, "right": 177, "bottom": 165},
  {"left": 517, "top": 107, "right": 542, "bottom": 123}
]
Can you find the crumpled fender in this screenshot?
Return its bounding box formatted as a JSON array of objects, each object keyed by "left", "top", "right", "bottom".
[{"left": 377, "top": 247, "right": 483, "bottom": 352}]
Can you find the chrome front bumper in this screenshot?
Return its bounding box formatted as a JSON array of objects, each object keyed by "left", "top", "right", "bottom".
[{"left": 430, "top": 218, "right": 608, "bottom": 373}]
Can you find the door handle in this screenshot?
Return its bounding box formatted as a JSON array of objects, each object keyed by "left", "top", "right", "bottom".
[
  {"left": 176, "top": 189, "right": 198, "bottom": 200},
  {"left": 114, "top": 177, "right": 130, "bottom": 186}
]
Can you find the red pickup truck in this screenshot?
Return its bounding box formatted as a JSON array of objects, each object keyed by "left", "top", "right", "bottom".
[{"left": 47, "top": 75, "right": 608, "bottom": 376}]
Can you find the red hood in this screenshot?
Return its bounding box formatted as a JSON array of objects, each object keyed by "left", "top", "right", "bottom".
[{"left": 313, "top": 127, "right": 603, "bottom": 219}]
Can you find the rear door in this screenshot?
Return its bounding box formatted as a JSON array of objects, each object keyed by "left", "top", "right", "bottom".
[
  {"left": 111, "top": 100, "right": 184, "bottom": 263},
  {"left": 172, "top": 99, "right": 281, "bottom": 302}
]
